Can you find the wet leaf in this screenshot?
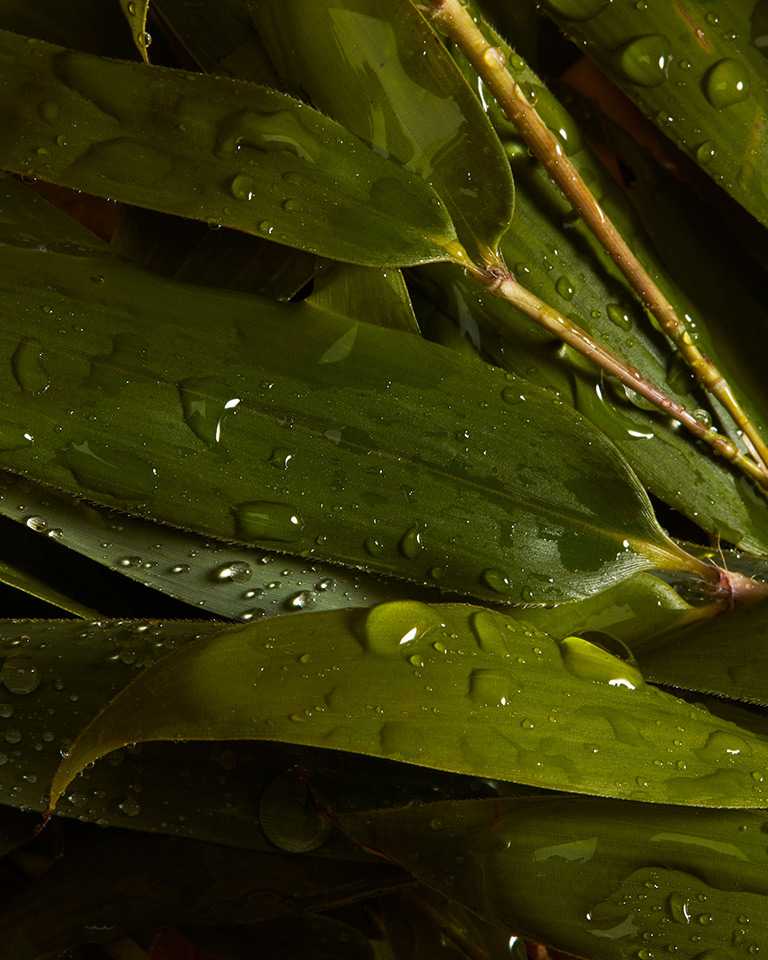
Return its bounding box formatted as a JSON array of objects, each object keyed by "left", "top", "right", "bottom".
[
  {"left": 0, "top": 473, "right": 431, "bottom": 621},
  {"left": 0, "top": 554, "right": 95, "bottom": 618},
  {"left": 251, "top": 0, "right": 514, "bottom": 260},
  {"left": 638, "top": 601, "right": 768, "bottom": 707},
  {"left": 433, "top": 23, "right": 768, "bottom": 552},
  {"left": 120, "top": 0, "right": 152, "bottom": 62},
  {"left": 0, "top": 232, "right": 699, "bottom": 605},
  {"left": 348, "top": 794, "right": 768, "bottom": 960},
  {"left": 48, "top": 606, "right": 768, "bottom": 809},
  {"left": 540, "top": 0, "right": 768, "bottom": 227},
  {"left": 0, "top": 29, "right": 458, "bottom": 267}
]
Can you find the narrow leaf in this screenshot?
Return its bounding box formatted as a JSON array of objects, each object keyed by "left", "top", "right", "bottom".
[
  {"left": 251, "top": 0, "right": 514, "bottom": 259},
  {"left": 349, "top": 795, "right": 768, "bottom": 960},
  {"left": 0, "top": 235, "right": 697, "bottom": 604},
  {"left": 120, "top": 0, "right": 152, "bottom": 62},
  {"left": 49, "top": 605, "right": 768, "bottom": 809},
  {"left": 540, "top": 0, "right": 768, "bottom": 227},
  {"left": 308, "top": 263, "right": 419, "bottom": 335},
  {"left": 0, "top": 30, "right": 458, "bottom": 267},
  {"left": 0, "top": 555, "right": 95, "bottom": 618}
]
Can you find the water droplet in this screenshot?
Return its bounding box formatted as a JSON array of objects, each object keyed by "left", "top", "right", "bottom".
[
  {"left": 234, "top": 501, "right": 304, "bottom": 542},
  {"left": 618, "top": 35, "right": 672, "bottom": 87},
  {"left": 286, "top": 590, "right": 315, "bottom": 610},
  {"left": 470, "top": 610, "right": 508, "bottom": 655},
  {"left": 178, "top": 377, "right": 241, "bottom": 445},
  {"left": 559, "top": 635, "right": 645, "bottom": 689},
  {"left": 542, "top": 0, "right": 610, "bottom": 20},
  {"left": 696, "top": 730, "right": 749, "bottom": 760},
  {"left": 469, "top": 668, "right": 512, "bottom": 706},
  {"left": 481, "top": 568, "right": 511, "bottom": 593},
  {"left": 169, "top": 563, "right": 190, "bottom": 575},
  {"left": 259, "top": 772, "right": 330, "bottom": 853},
  {"left": 607, "top": 303, "right": 633, "bottom": 330},
  {"left": 316, "top": 578, "right": 335, "bottom": 592},
  {"left": 363, "top": 601, "right": 441, "bottom": 656},
  {"left": 11, "top": 337, "right": 50, "bottom": 395},
  {"left": 62, "top": 440, "right": 158, "bottom": 500},
  {"left": 704, "top": 59, "right": 750, "bottom": 108},
  {"left": 269, "top": 447, "right": 294, "bottom": 469},
  {"left": 667, "top": 892, "right": 691, "bottom": 924},
  {"left": 239, "top": 607, "right": 266, "bottom": 621},
  {"left": 502, "top": 387, "right": 526, "bottom": 405},
  {"left": 1, "top": 656, "right": 40, "bottom": 695},
  {"left": 211, "top": 560, "right": 252, "bottom": 584},
  {"left": 25, "top": 516, "right": 47, "bottom": 533},
  {"left": 556, "top": 276, "right": 575, "bottom": 300},
  {"left": 696, "top": 141, "right": 717, "bottom": 165},
  {"left": 0, "top": 420, "right": 34, "bottom": 451},
  {"left": 118, "top": 796, "right": 141, "bottom": 817},
  {"left": 230, "top": 173, "right": 256, "bottom": 201},
  {"left": 364, "top": 536, "right": 384, "bottom": 556},
  {"left": 399, "top": 526, "right": 423, "bottom": 558}
]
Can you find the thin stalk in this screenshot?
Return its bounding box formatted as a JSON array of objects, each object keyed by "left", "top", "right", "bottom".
[
  {"left": 469, "top": 263, "right": 768, "bottom": 489},
  {"left": 426, "top": 0, "right": 768, "bottom": 478}
]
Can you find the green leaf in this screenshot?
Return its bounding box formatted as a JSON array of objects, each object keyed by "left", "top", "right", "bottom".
[
  {"left": 49, "top": 605, "right": 768, "bottom": 809},
  {"left": 307, "top": 263, "right": 419, "bottom": 335},
  {"left": 638, "top": 601, "right": 768, "bottom": 707},
  {"left": 348, "top": 794, "right": 768, "bottom": 960},
  {"left": 0, "top": 30, "right": 459, "bottom": 267},
  {"left": 0, "top": 234, "right": 698, "bottom": 605},
  {"left": 539, "top": 0, "right": 768, "bottom": 228},
  {"left": 430, "top": 26, "right": 768, "bottom": 552},
  {"left": 120, "top": 0, "right": 152, "bottom": 62},
  {"left": 0, "top": 472, "right": 430, "bottom": 620},
  {"left": 251, "top": 0, "right": 514, "bottom": 260}
]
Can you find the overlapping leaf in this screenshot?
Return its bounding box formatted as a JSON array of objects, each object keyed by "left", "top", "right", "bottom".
[
  {"left": 251, "top": 0, "right": 514, "bottom": 260},
  {"left": 348, "top": 795, "right": 768, "bottom": 960},
  {"left": 47, "top": 605, "right": 768, "bottom": 808},
  {"left": 540, "top": 0, "right": 768, "bottom": 227},
  {"left": 0, "top": 30, "right": 459, "bottom": 266}
]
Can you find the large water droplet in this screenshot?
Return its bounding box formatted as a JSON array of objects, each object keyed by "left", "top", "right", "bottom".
[
  {"left": 230, "top": 173, "right": 257, "bottom": 201},
  {"left": 559, "top": 635, "right": 645, "bottom": 689},
  {"left": 618, "top": 35, "right": 671, "bottom": 87},
  {"left": 696, "top": 730, "right": 749, "bottom": 761},
  {"left": 607, "top": 303, "right": 633, "bottom": 330},
  {"left": 363, "top": 601, "right": 441, "bottom": 656},
  {"left": 211, "top": 560, "right": 252, "bottom": 584},
  {"left": 399, "top": 526, "right": 423, "bottom": 559},
  {"left": 469, "top": 668, "right": 512, "bottom": 706},
  {"left": 481, "top": 568, "right": 511, "bottom": 594},
  {"left": 470, "top": 610, "right": 508, "bottom": 655},
  {"left": 259, "top": 772, "right": 330, "bottom": 853},
  {"left": 542, "top": 0, "right": 610, "bottom": 20},
  {"left": 1, "top": 656, "right": 40, "bottom": 695},
  {"left": 0, "top": 420, "right": 34, "bottom": 451},
  {"left": 234, "top": 501, "right": 304, "bottom": 542},
  {"left": 11, "top": 338, "right": 50, "bottom": 395},
  {"left": 62, "top": 440, "right": 158, "bottom": 500},
  {"left": 556, "top": 276, "right": 575, "bottom": 301},
  {"left": 178, "top": 378, "right": 240, "bottom": 446},
  {"left": 667, "top": 891, "right": 691, "bottom": 924},
  {"left": 704, "top": 59, "right": 750, "bottom": 109}
]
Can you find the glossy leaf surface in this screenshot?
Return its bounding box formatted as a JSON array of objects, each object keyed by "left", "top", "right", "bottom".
[
  {"left": 307, "top": 263, "right": 419, "bottom": 335},
  {"left": 0, "top": 236, "right": 695, "bottom": 605},
  {"left": 435, "top": 27, "right": 768, "bottom": 552},
  {"left": 540, "top": 0, "right": 768, "bottom": 227},
  {"left": 120, "top": 0, "right": 152, "bottom": 62},
  {"left": 350, "top": 795, "right": 768, "bottom": 959},
  {"left": 251, "top": 0, "right": 514, "bottom": 260},
  {"left": 0, "top": 473, "right": 428, "bottom": 620},
  {"left": 0, "top": 30, "right": 458, "bottom": 266},
  {"left": 50, "top": 606, "right": 768, "bottom": 808}
]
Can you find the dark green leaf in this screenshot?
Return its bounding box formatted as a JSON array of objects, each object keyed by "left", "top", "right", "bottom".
[
  {"left": 348, "top": 794, "right": 768, "bottom": 960},
  {"left": 638, "top": 601, "right": 768, "bottom": 707},
  {"left": 307, "top": 263, "right": 419, "bottom": 334},
  {"left": 49, "top": 606, "right": 768, "bottom": 808},
  {"left": 0, "top": 30, "right": 459, "bottom": 266},
  {"left": 0, "top": 554, "right": 94, "bottom": 618},
  {"left": 0, "top": 233, "right": 699, "bottom": 604},
  {"left": 541, "top": 0, "right": 768, "bottom": 227},
  {"left": 251, "top": 0, "right": 514, "bottom": 260}
]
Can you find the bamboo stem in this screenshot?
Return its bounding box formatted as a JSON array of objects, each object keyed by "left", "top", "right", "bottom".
[
  {"left": 473, "top": 265, "right": 768, "bottom": 489},
  {"left": 427, "top": 0, "right": 768, "bottom": 478}
]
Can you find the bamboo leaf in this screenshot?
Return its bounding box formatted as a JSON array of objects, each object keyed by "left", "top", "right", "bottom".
[
  {"left": 0, "top": 473, "right": 430, "bottom": 620},
  {"left": 120, "top": 0, "right": 152, "bottom": 62},
  {"left": 540, "top": 0, "right": 768, "bottom": 227},
  {"left": 0, "top": 554, "right": 95, "bottom": 618},
  {"left": 430, "top": 25, "right": 768, "bottom": 552},
  {"left": 0, "top": 30, "right": 459, "bottom": 267},
  {"left": 250, "top": 0, "right": 514, "bottom": 260},
  {"left": 48, "top": 606, "right": 768, "bottom": 809},
  {"left": 0, "top": 235, "right": 699, "bottom": 605},
  {"left": 307, "top": 264, "right": 419, "bottom": 335},
  {"left": 638, "top": 601, "right": 768, "bottom": 707},
  {"left": 348, "top": 795, "right": 768, "bottom": 960}
]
